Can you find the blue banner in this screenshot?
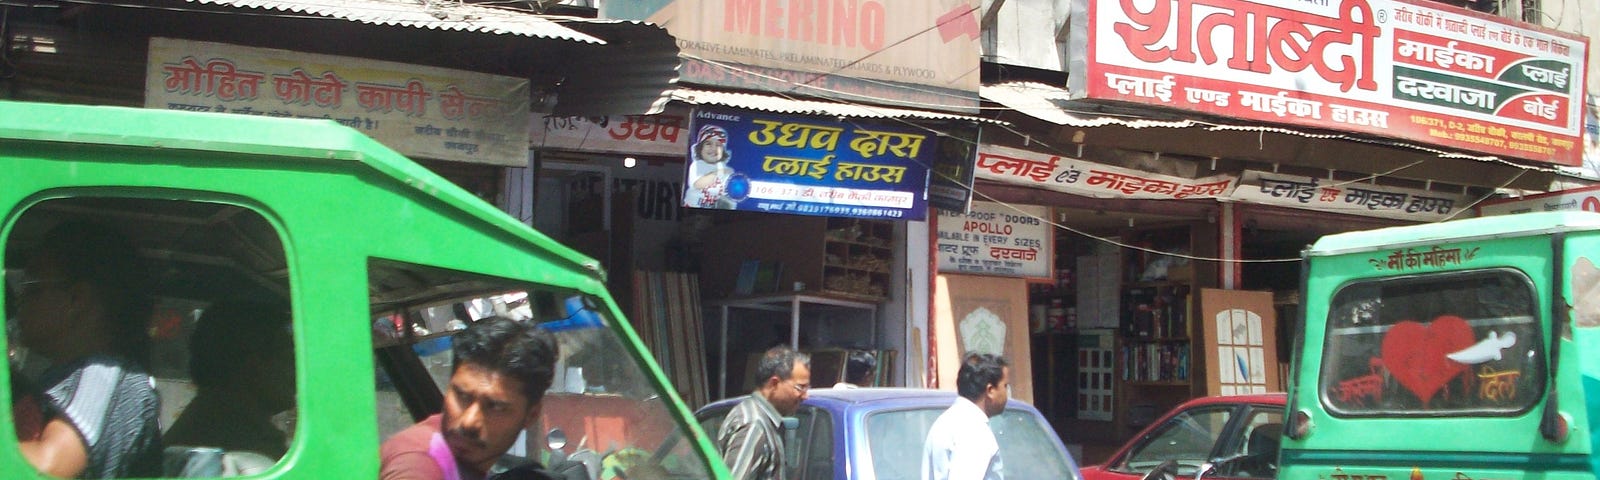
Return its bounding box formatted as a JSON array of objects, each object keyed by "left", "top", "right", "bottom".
[{"left": 682, "top": 108, "right": 931, "bottom": 221}]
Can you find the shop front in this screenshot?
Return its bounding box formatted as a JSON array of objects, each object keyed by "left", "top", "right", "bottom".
[
  {"left": 958, "top": 0, "right": 1591, "bottom": 462},
  {"left": 528, "top": 92, "right": 994, "bottom": 407}
]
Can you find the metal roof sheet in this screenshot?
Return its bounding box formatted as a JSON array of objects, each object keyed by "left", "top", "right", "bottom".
[
  {"left": 670, "top": 88, "right": 1004, "bottom": 124},
  {"left": 188, "top": 0, "right": 605, "bottom": 44},
  {"left": 981, "top": 81, "right": 1199, "bottom": 129}
]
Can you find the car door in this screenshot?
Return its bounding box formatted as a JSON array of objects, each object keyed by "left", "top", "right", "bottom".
[
  {"left": 785, "top": 405, "right": 835, "bottom": 480},
  {"left": 698, "top": 403, "right": 835, "bottom": 479},
  {"left": 1110, "top": 404, "right": 1237, "bottom": 478},
  {"left": 1204, "top": 405, "right": 1284, "bottom": 480}
]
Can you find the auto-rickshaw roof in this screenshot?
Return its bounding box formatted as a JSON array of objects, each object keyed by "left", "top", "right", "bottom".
[
  {"left": 1308, "top": 210, "right": 1600, "bottom": 257},
  {"left": 0, "top": 100, "right": 605, "bottom": 283}
]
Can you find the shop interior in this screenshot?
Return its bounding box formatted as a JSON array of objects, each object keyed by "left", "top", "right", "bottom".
[{"left": 1023, "top": 201, "right": 1395, "bottom": 463}]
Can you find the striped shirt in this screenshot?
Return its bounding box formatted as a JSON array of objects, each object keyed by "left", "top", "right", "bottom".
[
  {"left": 715, "top": 392, "right": 786, "bottom": 480},
  {"left": 39, "top": 355, "right": 162, "bottom": 478}
]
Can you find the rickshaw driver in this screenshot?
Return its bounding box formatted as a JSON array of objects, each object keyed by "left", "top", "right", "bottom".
[{"left": 380, "top": 316, "right": 572, "bottom": 480}]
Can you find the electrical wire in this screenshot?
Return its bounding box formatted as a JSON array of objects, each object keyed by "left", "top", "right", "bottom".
[{"left": 786, "top": 4, "right": 979, "bottom": 92}]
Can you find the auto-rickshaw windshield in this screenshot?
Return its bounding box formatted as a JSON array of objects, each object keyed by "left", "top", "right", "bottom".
[{"left": 369, "top": 259, "right": 709, "bottom": 479}]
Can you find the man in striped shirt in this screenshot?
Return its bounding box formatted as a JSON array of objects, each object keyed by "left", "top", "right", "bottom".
[{"left": 715, "top": 346, "right": 811, "bottom": 480}]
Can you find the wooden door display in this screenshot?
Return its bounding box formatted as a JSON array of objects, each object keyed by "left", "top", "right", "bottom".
[{"left": 1200, "top": 289, "right": 1280, "bottom": 395}]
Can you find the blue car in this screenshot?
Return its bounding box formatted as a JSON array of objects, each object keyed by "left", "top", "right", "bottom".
[{"left": 697, "top": 388, "right": 1082, "bottom": 480}]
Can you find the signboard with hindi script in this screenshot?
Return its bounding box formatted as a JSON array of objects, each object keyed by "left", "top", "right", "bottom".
[
  {"left": 1477, "top": 184, "right": 1600, "bottom": 216},
  {"left": 1067, "top": 0, "right": 1590, "bottom": 166},
  {"left": 1229, "top": 171, "right": 1472, "bottom": 222},
  {"left": 529, "top": 108, "right": 691, "bottom": 157},
  {"left": 935, "top": 201, "right": 1052, "bottom": 279},
  {"left": 145, "top": 37, "right": 530, "bottom": 167},
  {"left": 974, "top": 144, "right": 1237, "bottom": 200},
  {"left": 682, "top": 108, "right": 932, "bottom": 220}
]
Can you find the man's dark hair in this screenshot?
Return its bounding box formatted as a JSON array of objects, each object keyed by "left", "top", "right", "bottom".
[
  {"left": 36, "top": 221, "right": 153, "bottom": 363},
  {"left": 845, "top": 351, "right": 877, "bottom": 385},
  {"left": 452, "top": 316, "right": 559, "bottom": 405},
  {"left": 754, "top": 345, "right": 810, "bottom": 385},
  {"left": 956, "top": 352, "right": 1009, "bottom": 400},
  {"left": 189, "top": 299, "right": 292, "bottom": 388}
]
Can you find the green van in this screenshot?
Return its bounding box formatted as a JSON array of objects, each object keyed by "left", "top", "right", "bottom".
[
  {"left": 1282, "top": 211, "right": 1600, "bottom": 480},
  {"left": 0, "top": 100, "right": 729, "bottom": 479}
]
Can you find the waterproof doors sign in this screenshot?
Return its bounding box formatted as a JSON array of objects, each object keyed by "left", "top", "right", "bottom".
[{"left": 935, "top": 201, "right": 1052, "bottom": 279}]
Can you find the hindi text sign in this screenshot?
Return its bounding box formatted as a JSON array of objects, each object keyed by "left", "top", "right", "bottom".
[
  {"left": 146, "top": 38, "right": 530, "bottom": 166},
  {"left": 683, "top": 108, "right": 931, "bottom": 220},
  {"left": 1068, "top": 0, "right": 1590, "bottom": 166}
]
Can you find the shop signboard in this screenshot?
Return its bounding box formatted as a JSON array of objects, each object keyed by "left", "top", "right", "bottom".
[
  {"left": 935, "top": 201, "right": 1053, "bottom": 279},
  {"left": 928, "top": 125, "right": 981, "bottom": 213},
  {"left": 1230, "top": 170, "right": 1472, "bottom": 222},
  {"left": 145, "top": 38, "right": 529, "bottom": 167},
  {"left": 1477, "top": 184, "right": 1600, "bottom": 216},
  {"left": 603, "top": 0, "right": 980, "bottom": 112},
  {"left": 1067, "top": 0, "right": 1590, "bottom": 166},
  {"left": 530, "top": 108, "right": 691, "bottom": 157},
  {"left": 682, "top": 107, "right": 931, "bottom": 220},
  {"left": 974, "top": 144, "right": 1237, "bottom": 200}
]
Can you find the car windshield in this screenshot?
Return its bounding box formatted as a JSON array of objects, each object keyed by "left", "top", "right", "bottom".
[
  {"left": 864, "top": 406, "right": 1076, "bottom": 480},
  {"left": 1115, "top": 405, "right": 1232, "bottom": 476}
]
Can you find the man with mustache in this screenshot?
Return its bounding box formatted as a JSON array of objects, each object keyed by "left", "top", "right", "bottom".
[{"left": 380, "top": 316, "right": 558, "bottom": 480}]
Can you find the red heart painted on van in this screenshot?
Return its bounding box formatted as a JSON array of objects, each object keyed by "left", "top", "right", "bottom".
[{"left": 1380, "top": 315, "right": 1476, "bottom": 407}]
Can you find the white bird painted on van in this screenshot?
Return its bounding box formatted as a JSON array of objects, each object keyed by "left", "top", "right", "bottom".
[{"left": 1446, "top": 331, "right": 1517, "bottom": 365}]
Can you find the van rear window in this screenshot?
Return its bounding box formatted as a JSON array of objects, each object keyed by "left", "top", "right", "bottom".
[{"left": 1320, "top": 269, "right": 1543, "bottom": 416}]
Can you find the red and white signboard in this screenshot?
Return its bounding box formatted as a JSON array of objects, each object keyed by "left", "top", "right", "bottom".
[
  {"left": 1230, "top": 170, "right": 1471, "bottom": 222},
  {"left": 1068, "top": 0, "right": 1590, "bottom": 166},
  {"left": 529, "top": 110, "right": 690, "bottom": 157},
  {"left": 1477, "top": 184, "right": 1600, "bottom": 216},
  {"left": 975, "top": 145, "right": 1237, "bottom": 200}
]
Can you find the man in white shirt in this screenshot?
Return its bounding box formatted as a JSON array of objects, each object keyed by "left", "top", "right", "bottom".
[{"left": 921, "top": 353, "right": 1009, "bottom": 480}]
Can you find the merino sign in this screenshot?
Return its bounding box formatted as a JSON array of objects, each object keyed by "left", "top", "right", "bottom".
[{"left": 606, "top": 0, "right": 981, "bottom": 112}]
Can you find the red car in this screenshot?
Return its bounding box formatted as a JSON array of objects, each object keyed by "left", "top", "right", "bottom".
[{"left": 1080, "top": 393, "right": 1286, "bottom": 480}]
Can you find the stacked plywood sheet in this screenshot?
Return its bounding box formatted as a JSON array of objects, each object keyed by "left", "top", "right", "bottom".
[{"left": 630, "top": 271, "right": 710, "bottom": 408}]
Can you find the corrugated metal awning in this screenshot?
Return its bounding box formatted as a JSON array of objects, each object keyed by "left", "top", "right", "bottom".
[
  {"left": 671, "top": 88, "right": 1004, "bottom": 124},
  {"left": 187, "top": 0, "right": 604, "bottom": 43},
  {"left": 172, "top": 0, "right": 681, "bottom": 116},
  {"left": 981, "top": 82, "right": 1198, "bottom": 129}
]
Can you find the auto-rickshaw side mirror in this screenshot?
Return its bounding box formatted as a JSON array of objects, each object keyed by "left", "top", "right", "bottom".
[
  {"left": 547, "top": 428, "right": 568, "bottom": 451},
  {"left": 1287, "top": 410, "right": 1312, "bottom": 440}
]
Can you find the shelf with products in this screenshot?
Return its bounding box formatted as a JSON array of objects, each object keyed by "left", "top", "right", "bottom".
[
  {"left": 701, "top": 214, "right": 892, "bottom": 302},
  {"left": 1028, "top": 227, "right": 1088, "bottom": 335},
  {"left": 821, "top": 217, "right": 892, "bottom": 299},
  {"left": 1115, "top": 225, "right": 1199, "bottom": 440}
]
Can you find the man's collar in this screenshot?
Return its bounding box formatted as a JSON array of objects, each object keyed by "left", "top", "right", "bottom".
[{"left": 749, "top": 391, "right": 783, "bottom": 423}]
